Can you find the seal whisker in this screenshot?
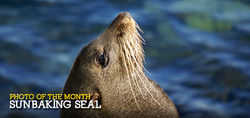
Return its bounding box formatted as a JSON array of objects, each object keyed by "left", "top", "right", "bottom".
[
  {"left": 122, "top": 28, "right": 161, "bottom": 106},
  {"left": 134, "top": 20, "right": 144, "bottom": 33},
  {"left": 122, "top": 47, "right": 143, "bottom": 111},
  {"left": 124, "top": 39, "right": 146, "bottom": 100},
  {"left": 133, "top": 65, "right": 161, "bottom": 106},
  {"left": 119, "top": 35, "right": 143, "bottom": 111},
  {"left": 133, "top": 32, "right": 160, "bottom": 99}
]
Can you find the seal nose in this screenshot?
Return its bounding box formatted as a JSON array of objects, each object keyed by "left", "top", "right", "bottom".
[
  {"left": 108, "top": 12, "right": 134, "bottom": 28},
  {"left": 117, "top": 12, "right": 132, "bottom": 24},
  {"left": 119, "top": 12, "right": 131, "bottom": 17}
]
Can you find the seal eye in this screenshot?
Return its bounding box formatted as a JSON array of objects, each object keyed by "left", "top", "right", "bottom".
[{"left": 97, "top": 52, "right": 109, "bottom": 68}]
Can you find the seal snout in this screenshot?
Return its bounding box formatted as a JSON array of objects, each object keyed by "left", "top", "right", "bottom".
[
  {"left": 109, "top": 12, "right": 135, "bottom": 29},
  {"left": 116, "top": 12, "right": 132, "bottom": 24}
]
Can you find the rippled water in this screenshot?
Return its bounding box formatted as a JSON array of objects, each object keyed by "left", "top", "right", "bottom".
[{"left": 0, "top": 0, "right": 250, "bottom": 118}]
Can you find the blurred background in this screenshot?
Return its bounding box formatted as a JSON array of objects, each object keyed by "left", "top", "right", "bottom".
[{"left": 0, "top": 0, "right": 250, "bottom": 118}]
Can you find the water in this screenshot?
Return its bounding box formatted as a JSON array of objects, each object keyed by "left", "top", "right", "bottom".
[{"left": 0, "top": 0, "right": 250, "bottom": 118}]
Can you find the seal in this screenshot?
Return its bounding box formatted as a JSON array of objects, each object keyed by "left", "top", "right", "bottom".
[{"left": 60, "top": 12, "right": 179, "bottom": 118}]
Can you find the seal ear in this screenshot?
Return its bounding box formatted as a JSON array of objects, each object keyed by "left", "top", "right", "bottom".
[
  {"left": 91, "top": 92, "right": 100, "bottom": 107},
  {"left": 91, "top": 92, "right": 100, "bottom": 101}
]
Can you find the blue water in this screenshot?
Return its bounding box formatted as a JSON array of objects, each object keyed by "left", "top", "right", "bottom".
[{"left": 0, "top": 0, "right": 250, "bottom": 118}]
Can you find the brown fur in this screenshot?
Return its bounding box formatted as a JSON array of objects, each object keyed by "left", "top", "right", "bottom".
[{"left": 60, "top": 12, "right": 179, "bottom": 118}]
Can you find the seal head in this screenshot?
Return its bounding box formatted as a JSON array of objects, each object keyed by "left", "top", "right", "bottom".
[{"left": 61, "top": 12, "right": 179, "bottom": 118}]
